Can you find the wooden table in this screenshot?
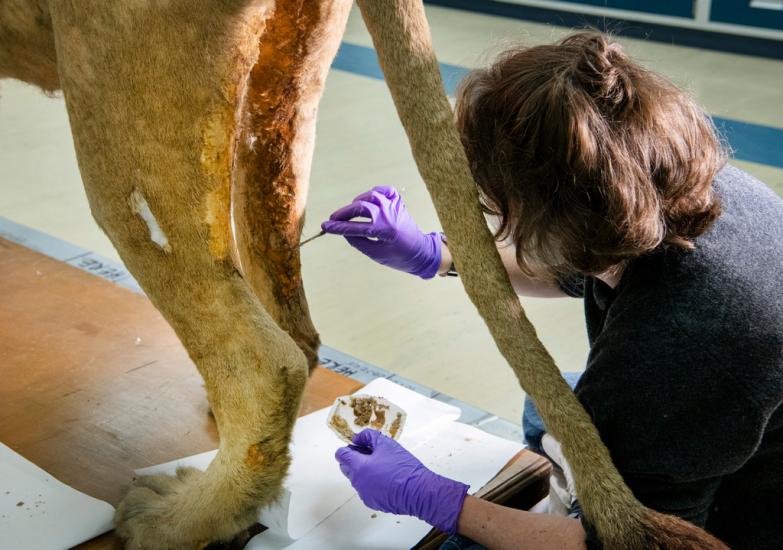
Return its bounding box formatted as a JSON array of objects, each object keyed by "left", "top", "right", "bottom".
[{"left": 0, "top": 238, "right": 549, "bottom": 549}]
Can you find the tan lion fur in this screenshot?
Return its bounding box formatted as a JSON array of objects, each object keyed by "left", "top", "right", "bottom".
[
  {"left": 2, "top": 0, "right": 728, "bottom": 548},
  {"left": 2, "top": 0, "right": 350, "bottom": 548},
  {"left": 0, "top": 0, "right": 58, "bottom": 91}
]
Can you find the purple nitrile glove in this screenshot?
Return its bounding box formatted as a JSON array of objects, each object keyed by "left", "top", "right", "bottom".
[
  {"left": 335, "top": 429, "right": 469, "bottom": 535},
  {"left": 320, "top": 186, "right": 442, "bottom": 279}
]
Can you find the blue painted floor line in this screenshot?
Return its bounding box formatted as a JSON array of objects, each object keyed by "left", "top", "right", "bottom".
[{"left": 333, "top": 41, "right": 783, "bottom": 170}]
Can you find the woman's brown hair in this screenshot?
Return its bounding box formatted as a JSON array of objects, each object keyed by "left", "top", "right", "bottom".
[{"left": 456, "top": 31, "right": 727, "bottom": 280}]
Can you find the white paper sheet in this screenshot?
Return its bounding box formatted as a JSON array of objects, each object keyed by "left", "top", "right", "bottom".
[
  {"left": 136, "top": 378, "right": 461, "bottom": 541},
  {"left": 135, "top": 377, "right": 520, "bottom": 549},
  {"left": 248, "top": 421, "right": 523, "bottom": 550},
  {"left": 0, "top": 442, "right": 115, "bottom": 550}
]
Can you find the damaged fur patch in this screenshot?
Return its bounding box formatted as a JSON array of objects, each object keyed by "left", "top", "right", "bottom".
[{"left": 129, "top": 189, "right": 171, "bottom": 252}]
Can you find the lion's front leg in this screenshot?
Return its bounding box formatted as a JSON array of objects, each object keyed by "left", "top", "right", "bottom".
[{"left": 48, "top": 0, "right": 349, "bottom": 547}]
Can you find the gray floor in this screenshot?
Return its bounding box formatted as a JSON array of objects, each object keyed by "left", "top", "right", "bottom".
[{"left": 2, "top": 4, "right": 782, "bottom": 422}]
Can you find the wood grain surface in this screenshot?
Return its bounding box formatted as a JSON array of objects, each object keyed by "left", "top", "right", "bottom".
[
  {"left": 0, "top": 238, "right": 362, "bottom": 548},
  {"left": 0, "top": 237, "right": 548, "bottom": 549}
]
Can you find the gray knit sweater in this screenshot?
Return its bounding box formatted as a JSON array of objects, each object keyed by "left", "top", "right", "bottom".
[{"left": 561, "top": 165, "right": 783, "bottom": 549}]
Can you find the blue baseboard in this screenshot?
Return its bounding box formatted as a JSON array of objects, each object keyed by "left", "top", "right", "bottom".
[
  {"left": 424, "top": 0, "right": 783, "bottom": 61},
  {"left": 333, "top": 41, "right": 783, "bottom": 170}
]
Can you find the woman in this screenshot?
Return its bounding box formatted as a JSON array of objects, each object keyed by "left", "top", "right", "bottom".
[{"left": 322, "top": 32, "right": 783, "bottom": 549}]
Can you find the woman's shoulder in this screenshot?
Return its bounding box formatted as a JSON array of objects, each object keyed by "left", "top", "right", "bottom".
[
  {"left": 708, "top": 163, "right": 783, "bottom": 241},
  {"left": 662, "top": 165, "right": 783, "bottom": 346},
  {"left": 611, "top": 164, "right": 783, "bottom": 351}
]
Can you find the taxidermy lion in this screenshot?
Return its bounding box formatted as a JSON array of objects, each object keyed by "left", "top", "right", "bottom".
[{"left": 1, "top": 1, "right": 727, "bottom": 548}]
